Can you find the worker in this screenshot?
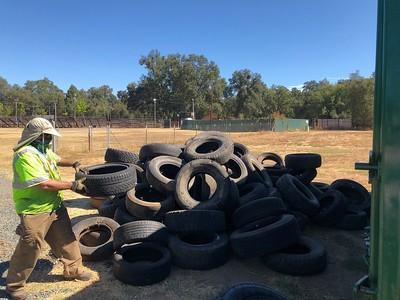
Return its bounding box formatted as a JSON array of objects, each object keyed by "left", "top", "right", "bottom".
[{"left": 6, "top": 117, "right": 91, "bottom": 300}]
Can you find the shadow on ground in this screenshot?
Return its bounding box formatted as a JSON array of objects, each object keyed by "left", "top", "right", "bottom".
[
  {"left": 62, "top": 226, "right": 368, "bottom": 300},
  {"left": 0, "top": 199, "right": 368, "bottom": 300}
]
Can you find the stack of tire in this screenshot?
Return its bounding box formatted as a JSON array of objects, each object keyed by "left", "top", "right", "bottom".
[
  {"left": 72, "top": 156, "right": 138, "bottom": 263},
  {"left": 112, "top": 220, "right": 171, "bottom": 286},
  {"left": 71, "top": 132, "right": 371, "bottom": 283},
  {"left": 312, "top": 179, "right": 370, "bottom": 230},
  {"left": 164, "top": 210, "right": 229, "bottom": 270},
  {"left": 224, "top": 150, "right": 327, "bottom": 276},
  {"left": 99, "top": 145, "right": 184, "bottom": 225}
]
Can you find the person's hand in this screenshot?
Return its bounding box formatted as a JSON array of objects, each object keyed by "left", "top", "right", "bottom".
[{"left": 71, "top": 178, "right": 87, "bottom": 195}]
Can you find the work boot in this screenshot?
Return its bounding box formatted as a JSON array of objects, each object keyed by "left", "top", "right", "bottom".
[
  {"left": 5, "top": 288, "right": 28, "bottom": 300},
  {"left": 64, "top": 271, "right": 93, "bottom": 281}
]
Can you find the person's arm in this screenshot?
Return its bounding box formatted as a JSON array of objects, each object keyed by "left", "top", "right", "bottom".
[
  {"left": 57, "top": 159, "right": 78, "bottom": 167},
  {"left": 36, "top": 180, "right": 73, "bottom": 192}
]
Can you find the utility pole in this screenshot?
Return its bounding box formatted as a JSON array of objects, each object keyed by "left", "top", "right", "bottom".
[
  {"left": 192, "top": 98, "right": 195, "bottom": 119},
  {"left": 153, "top": 98, "right": 157, "bottom": 127}
]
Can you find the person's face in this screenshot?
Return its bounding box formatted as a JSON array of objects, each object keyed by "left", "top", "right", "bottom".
[{"left": 43, "top": 134, "right": 53, "bottom": 143}]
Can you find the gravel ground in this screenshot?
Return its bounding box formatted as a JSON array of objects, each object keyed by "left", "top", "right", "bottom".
[
  {"left": 0, "top": 175, "right": 19, "bottom": 298},
  {"left": 0, "top": 175, "right": 60, "bottom": 300},
  {"left": 0, "top": 173, "right": 368, "bottom": 300},
  {"left": 0, "top": 175, "right": 19, "bottom": 259}
]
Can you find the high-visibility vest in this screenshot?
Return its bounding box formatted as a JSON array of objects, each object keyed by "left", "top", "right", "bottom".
[{"left": 12, "top": 145, "right": 63, "bottom": 214}]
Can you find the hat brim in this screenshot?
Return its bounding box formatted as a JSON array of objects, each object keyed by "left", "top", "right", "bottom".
[{"left": 43, "top": 127, "right": 61, "bottom": 137}]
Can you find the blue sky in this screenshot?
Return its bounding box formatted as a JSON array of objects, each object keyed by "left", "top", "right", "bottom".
[{"left": 0, "top": 0, "right": 377, "bottom": 92}]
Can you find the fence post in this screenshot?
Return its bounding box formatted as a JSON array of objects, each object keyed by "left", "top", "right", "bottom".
[
  {"left": 145, "top": 124, "right": 148, "bottom": 144},
  {"left": 88, "top": 126, "right": 93, "bottom": 152},
  {"left": 106, "top": 124, "right": 111, "bottom": 149},
  {"left": 173, "top": 124, "right": 176, "bottom": 144},
  {"left": 51, "top": 120, "right": 57, "bottom": 152}
]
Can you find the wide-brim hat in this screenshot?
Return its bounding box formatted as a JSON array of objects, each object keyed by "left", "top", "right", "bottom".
[{"left": 14, "top": 117, "right": 61, "bottom": 151}]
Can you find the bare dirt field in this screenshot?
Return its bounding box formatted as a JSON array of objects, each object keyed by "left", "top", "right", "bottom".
[{"left": 0, "top": 128, "right": 372, "bottom": 300}]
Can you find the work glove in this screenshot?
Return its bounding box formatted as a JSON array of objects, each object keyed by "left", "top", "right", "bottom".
[
  {"left": 72, "top": 161, "right": 88, "bottom": 174},
  {"left": 71, "top": 178, "right": 87, "bottom": 195}
]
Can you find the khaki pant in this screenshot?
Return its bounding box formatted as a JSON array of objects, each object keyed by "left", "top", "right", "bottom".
[{"left": 6, "top": 204, "right": 83, "bottom": 293}]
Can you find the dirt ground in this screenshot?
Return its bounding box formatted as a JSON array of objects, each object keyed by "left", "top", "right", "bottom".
[{"left": 0, "top": 128, "right": 372, "bottom": 299}]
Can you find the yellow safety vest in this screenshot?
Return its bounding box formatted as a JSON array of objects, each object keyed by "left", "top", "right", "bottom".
[{"left": 12, "top": 145, "right": 63, "bottom": 214}]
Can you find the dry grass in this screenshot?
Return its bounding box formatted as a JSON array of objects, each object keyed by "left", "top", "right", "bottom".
[
  {"left": 0, "top": 128, "right": 372, "bottom": 187},
  {"left": 0, "top": 128, "right": 372, "bottom": 299}
]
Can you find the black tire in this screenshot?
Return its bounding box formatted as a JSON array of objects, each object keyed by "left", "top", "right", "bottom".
[
  {"left": 285, "top": 153, "right": 322, "bottom": 170},
  {"left": 84, "top": 163, "right": 137, "bottom": 196},
  {"left": 98, "top": 198, "right": 117, "bottom": 218},
  {"left": 307, "top": 182, "right": 324, "bottom": 199},
  {"left": 311, "top": 182, "right": 331, "bottom": 193},
  {"left": 238, "top": 182, "right": 272, "bottom": 206},
  {"left": 263, "top": 236, "right": 327, "bottom": 276},
  {"left": 276, "top": 174, "right": 320, "bottom": 216},
  {"left": 222, "top": 283, "right": 288, "bottom": 300},
  {"left": 268, "top": 187, "right": 282, "bottom": 199},
  {"left": 223, "top": 178, "right": 241, "bottom": 215},
  {"left": 257, "top": 152, "right": 284, "bottom": 168},
  {"left": 169, "top": 233, "right": 229, "bottom": 270},
  {"left": 232, "top": 197, "right": 287, "bottom": 229},
  {"left": 133, "top": 164, "right": 147, "bottom": 185},
  {"left": 266, "top": 167, "right": 289, "bottom": 185},
  {"left": 164, "top": 210, "right": 226, "bottom": 233},
  {"left": 230, "top": 214, "right": 301, "bottom": 258},
  {"left": 335, "top": 210, "right": 368, "bottom": 230},
  {"left": 184, "top": 136, "right": 234, "bottom": 164},
  {"left": 312, "top": 190, "right": 348, "bottom": 226},
  {"left": 113, "top": 220, "right": 168, "bottom": 250},
  {"left": 139, "top": 143, "right": 182, "bottom": 162},
  {"left": 113, "top": 205, "right": 141, "bottom": 225},
  {"left": 331, "top": 179, "right": 371, "bottom": 212},
  {"left": 185, "top": 131, "right": 227, "bottom": 146},
  {"left": 145, "top": 156, "right": 184, "bottom": 193},
  {"left": 113, "top": 193, "right": 126, "bottom": 208},
  {"left": 233, "top": 142, "right": 250, "bottom": 157},
  {"left": 175, "top": 159, "right": 229, "bottom": 210},
  {"left": 294, "top": 169, "right": 318, "bottom": 184},
  {"left": 223, "top": 154, "right": 248, "bottom": 186},
  {"left": 72, "top": 216, "right": 119, "bottom": 261},
  {"left": 125, "top": 185, "right": 176, "bottom": 220},
  {"left": 113, "top": 242, "right": 171, "bottom": 286},
  {"left": 241, "top": 154, "right": 273, "bottom": 187},
  {"left": 188, "top": 174, "right": 212, "bottom": 202},
  {"left": 104, "top": 148, "right": 139, "bottom": 164},
  {"left": 288, "top": 211, "right": 309, "bottom": 231}
]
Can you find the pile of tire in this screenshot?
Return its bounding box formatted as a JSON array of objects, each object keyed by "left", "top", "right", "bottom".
[{"left": 72, "top": 131, "right": 371, "bottom": 284}]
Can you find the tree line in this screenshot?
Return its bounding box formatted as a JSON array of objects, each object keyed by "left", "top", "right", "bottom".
[{"left": 0, "top": 50, "right": 374, "bottom": 128}]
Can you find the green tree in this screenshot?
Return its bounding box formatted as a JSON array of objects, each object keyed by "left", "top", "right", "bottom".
[
  {"left": 343, "top": 74, "right": 374, "bottom": 128},
  {"left": 75, "top": 96, "right": 88, "bottom": 116},
  {"left": 270, "top": 85, "right": 294, "bottom": 117},
  {"left": 227, "top": 69, "right": 267, "bottom": 118},
  {"left": 126, "top": 50, "right": 226, "bottom": 119},
  {"left": 65, "top": 84, "right": 79, "bottom": 117},
  {"left": 23, "top": 78, "right": 65, "bottom": 116}
]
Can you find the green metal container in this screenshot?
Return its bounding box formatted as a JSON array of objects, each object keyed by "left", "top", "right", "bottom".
[{"left": 354, "top": 0, "right": 400, "bottom": 299}]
